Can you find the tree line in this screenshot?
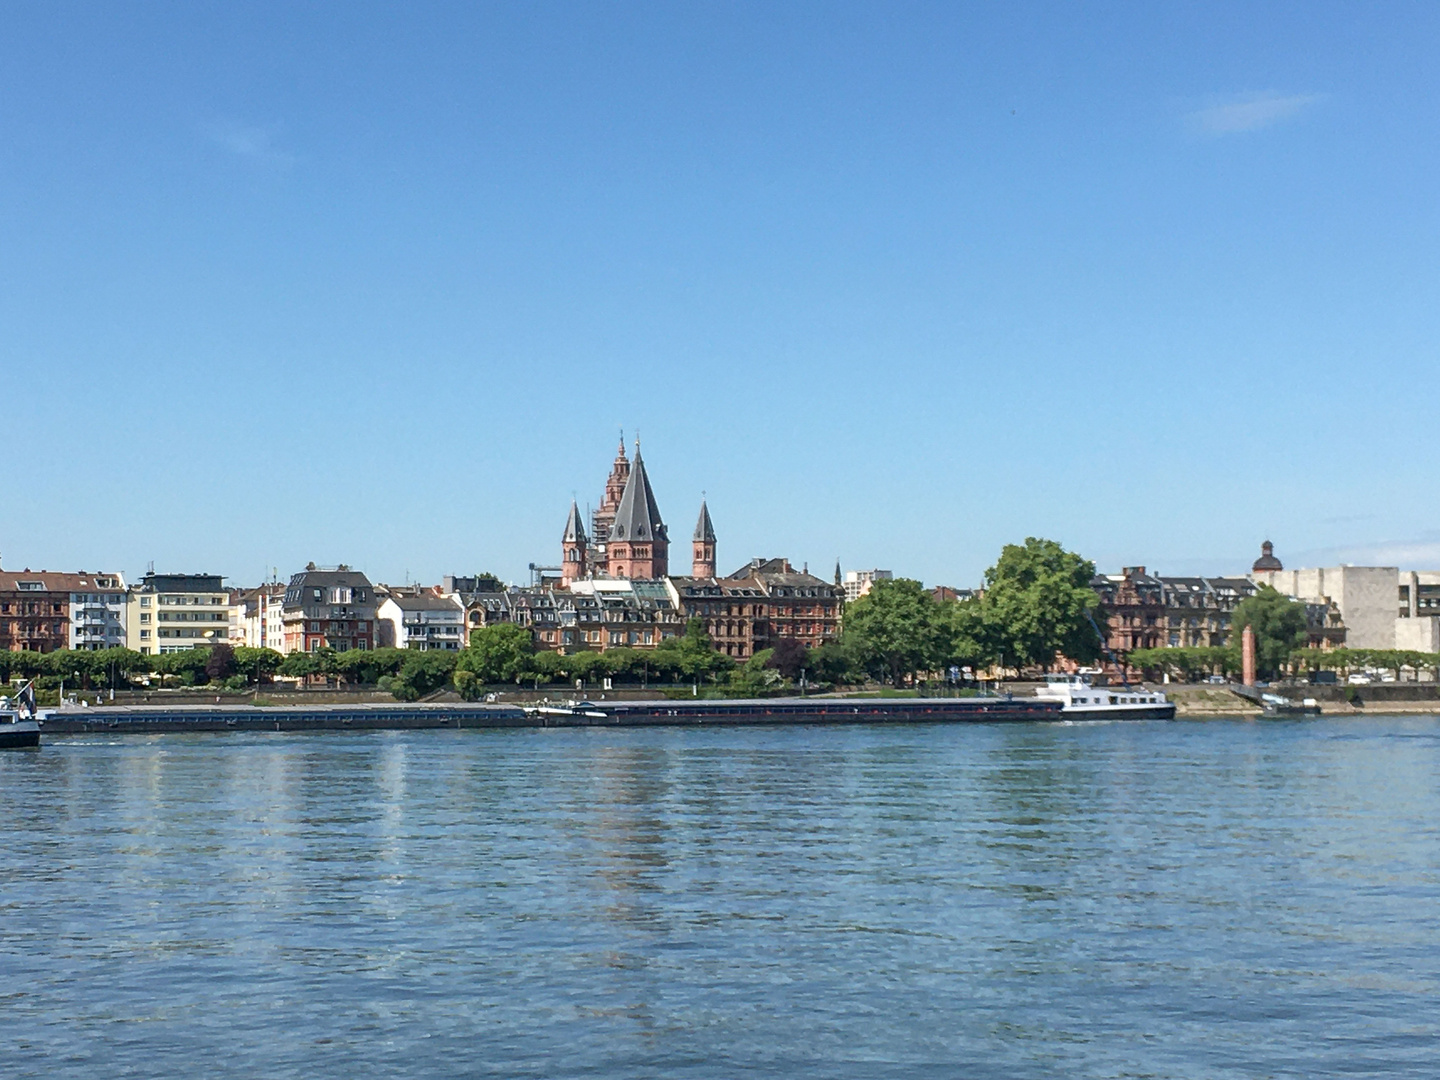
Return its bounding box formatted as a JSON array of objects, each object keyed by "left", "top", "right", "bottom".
[{"left": 0, "top": 537, "right": 1114, "bottom": 701}]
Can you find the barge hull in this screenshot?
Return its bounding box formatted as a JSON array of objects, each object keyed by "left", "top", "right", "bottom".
[{"left": 42, "top": 698, "right": 1071, "bottom": 734}]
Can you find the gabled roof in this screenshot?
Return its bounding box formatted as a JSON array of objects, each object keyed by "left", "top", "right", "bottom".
[
  {"left": 563, "top": 500, "right": 588, "bottom": 544},
  {"left": 386, "top": 594, "right": 463, "bottom": 612},
  {"left": 610, "top": 447, "right": 666, "bottom": 543},
  {"left": 693, "top": 499, "right": 716, "bottom": 543}
]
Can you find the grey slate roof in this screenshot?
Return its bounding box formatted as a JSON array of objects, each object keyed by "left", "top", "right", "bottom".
[
  {"left": 563, "top": 500, "right": 588, "bottom": 543},
  {"left": 693, "top": 500, "right": 716, "bottom": 543},
  {"left": 610, "top": 448, "right": 666, "bottom": 543}
]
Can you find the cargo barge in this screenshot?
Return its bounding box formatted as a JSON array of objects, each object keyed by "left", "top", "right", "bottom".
[{"left": 39, "top": 696, "right": 1071, "bottom": 735}]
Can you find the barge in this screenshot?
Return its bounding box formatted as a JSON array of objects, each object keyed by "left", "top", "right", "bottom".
[{"left": 39, "top": 695, "right": 1074, "bottom": 734}]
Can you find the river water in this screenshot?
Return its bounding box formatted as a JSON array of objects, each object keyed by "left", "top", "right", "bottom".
[{"left": 3, "top": 718, "right": 1438, "bottom": 1078}]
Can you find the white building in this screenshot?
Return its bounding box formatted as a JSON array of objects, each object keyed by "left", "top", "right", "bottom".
[
  {"left": 1253, "top": 550, "right": 1440, "bottom": 651},
  {"left": 67, "top": 571, "right": 128, "bottom": 651},
  {"left": 377, "top": 593, "right": 466, "bottom": 651},
  {"left": 843, "top": 569, "right": 892, "bottom": 602},
  {"left": 232, "top": 584, "right": 287, "bottom": 652}
]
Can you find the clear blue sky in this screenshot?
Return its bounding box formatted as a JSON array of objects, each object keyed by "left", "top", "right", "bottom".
[{"left": 3, "top": 3, "right": 1437, "bottom": 587}]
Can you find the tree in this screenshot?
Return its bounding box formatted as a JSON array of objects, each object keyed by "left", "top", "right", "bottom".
[
  {"left": 232, "top": 647, "right": 284, "bottom": 684},
  {"left": 457, "top": 623, "right": 535, "bottom": 684},
  {"left": 388, "top": 650, "right": 459, "bottom": 700},
  {"left": 842, "top": 578, "right": 951, "bottom": 687},
  {"left": 278, "top": 651, "right": 320, "bottom": 679},
  {"left": 205, "top": 643, "right": 236, "bottom": 684},
  {"left": 729, "top": 648, "right": 782, "bottom": 696},
  {"left": 809, "top": 639, "right": 860, "bottom": 686},
  {"left": 980, "top": 538, "right": 1103, "bottom": 670},
  {"left": 767, "top": 638, "right": 809, "bottom": 681},
  {"left": 653, "top": 618, "right": 734, "bottom": 681},
  {"left": 155, "top": 648, "right": 211, "bottom": 686},
  {"left": 939, "top": 597, "right": 995, "bottom": 673},
  {"left": 1231, "top": 585, "right": 1308, "bottom": 678}
]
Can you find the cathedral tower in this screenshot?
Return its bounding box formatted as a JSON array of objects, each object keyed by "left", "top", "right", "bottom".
[
  {"left": 605, "top": 442, "right": 668, "bottom": 580},
  {"left": 692, "top": 499, "right": 716, "bottom": 579},
  {"left": 561, "top": 500, "right": 588, "bottom": 586},
  {"left": 590, "top": 435, "right": 630, "bottom": 571}
]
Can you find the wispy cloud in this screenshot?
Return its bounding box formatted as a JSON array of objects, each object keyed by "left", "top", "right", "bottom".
[
  {"left": 1287, "top": 534, "right": 1440, "bottom": 570},
  {"left": 1190, "top": 92, "right": 1323, "bottom": 135},
  {"left": 200, "top": 119, "right": 294, "bottom": 165}
]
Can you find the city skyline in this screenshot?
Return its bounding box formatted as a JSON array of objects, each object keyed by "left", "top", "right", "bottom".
[{"left": 3, "top": 4, "right": 1438, "bottom": 585}]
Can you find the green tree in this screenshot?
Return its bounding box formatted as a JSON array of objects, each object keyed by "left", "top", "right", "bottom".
[
  {"left": 651, "top": 618, "right": 734, "bottom": 682},
  {"left": 388, "top": 650, "right": 459, "bottom": 700},
  {"left": 728, "top": 648, "right": 782, "bottom": 696},
  {"left": 980, "top": 538, "right": 1103, "bottom": 670},
  {"left": 1231, "top": 585, "right": 1308, "bottom": 678},
  {"left": 940, "top": 597, "right": 995, "bottom": 673},
  {"left": 842, "top": 578, "right": 951, "bottom": 687},
  {"left": 457, "top": 623, "right": 535, "bottom": 684},
  {"left": 808, "top": 638, "right": 861, "bottom": 686},
  {"left": 155, "top": 648, "right": 211, "bottom": 686},
  {"left": 232, "top": 647, "right": 284, "bottom": 684},
  {"left": 278, "top": 651, "right": 320, "bottom": 679}
]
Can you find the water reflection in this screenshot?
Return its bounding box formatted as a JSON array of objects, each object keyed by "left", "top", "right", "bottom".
[{"left": 3, "top": 718, "right": 1439, "bottom": 1079}]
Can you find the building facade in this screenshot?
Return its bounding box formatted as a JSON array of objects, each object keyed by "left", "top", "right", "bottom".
[
  {"left": 1254, "top": 553, "right": 1440, "bottom": 651},
  {"left": 377, "top": 592, "right": 466, "bottom": 650},
  {"left": 232, "top": 584, "right": 286, "bottom": 652},
  {"left": 843, "top": 569, "right": 893, "bottom": 602},
  {"left": 125, "top": 573, "right": 231, "bottom": 655},
  {"left": 280, "top": 565, "right": 378, "bottom": 653},
  {"left": 1, "top": 568, "right": 126, "bottom": 653}
]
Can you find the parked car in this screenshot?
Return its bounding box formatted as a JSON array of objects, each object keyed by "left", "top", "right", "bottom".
[
  {"left": 1309, "top": 670, "right": 1338, "bottom": 685},
  {"left": 1205, "top": 674, "right": 1227, "bottom": 684},
  {"left": 1347, "top": 674, "right": 1372, "bottom": 685}
]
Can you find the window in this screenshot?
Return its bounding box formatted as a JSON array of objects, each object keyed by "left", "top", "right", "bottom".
[
  {"left": 140, "top": 614, "right": 150, "bottom": 624},
  {"left": 141, "top": 596, "right": 151, "bottom": 607},
  {"left": 140, "top": 630, "right": 151, "bottom": 640}
]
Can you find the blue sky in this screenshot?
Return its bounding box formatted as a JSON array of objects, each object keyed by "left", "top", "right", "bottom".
[{"left": 2, "top": 2, "right": 1437, "bottom": 588}]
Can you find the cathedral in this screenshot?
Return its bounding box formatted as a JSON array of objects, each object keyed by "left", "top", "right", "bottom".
[{"left": 560, "top": 437, "right": 714, "bottom": 585}]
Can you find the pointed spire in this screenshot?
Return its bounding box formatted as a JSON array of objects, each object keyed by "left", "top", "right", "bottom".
[
  {"left": 563, "top": 500, "right": 587, "bottom": 543},
  {"left": 611, "top": 444, "right": 665, "bottom": 543},
  {"left": 693, "top": 499, "right": 716, "bottom": 542}
]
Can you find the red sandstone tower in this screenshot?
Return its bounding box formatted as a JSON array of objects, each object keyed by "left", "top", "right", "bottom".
[
  {"left": 604, "top": 442, "right": 668, "bottom": 580},
  {"left": 590, "top": 436, "right": 630, "bottom": 574},
  {"left": 692, "top": 499, "right": 716, "bottom": 579},
  {"left": 561, "top": 500, "right": 588, "bottom": 586}
]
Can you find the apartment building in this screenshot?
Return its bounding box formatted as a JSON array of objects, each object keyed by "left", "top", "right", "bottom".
[
  {"left": 281, "top": 564, "right": 378, "bottom": 652},
  {"left": 126, "top": 572, "right": 231, "bottom": 655},
  {"left": 0, "top": 567, "right": 126, "bottom": 653},
  {"left": 377, "top": 591, "right": 466, "bottom": 650}
]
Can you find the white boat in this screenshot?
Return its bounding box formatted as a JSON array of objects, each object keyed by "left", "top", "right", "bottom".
[
  {"left": 1, "top": 682, "right": 42, "bottom": 749},
  {"left": 1033, "top": 674, "right": 1175, "bottom": 721}
]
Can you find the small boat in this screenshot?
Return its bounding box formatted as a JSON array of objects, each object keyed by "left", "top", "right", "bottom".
[
  {"left": 1260, "top": 693, "right": 1322, "bottom": 718},
  {"left": 1033, "top": 673, "right": 1176, "bottom": 721},
  {"left": 1, "top": 681, "right": 42, "bottom": 749}
]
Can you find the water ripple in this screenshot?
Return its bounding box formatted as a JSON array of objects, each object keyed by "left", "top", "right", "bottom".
[{"left": 3, "top": 718, "right": 1439, "bottom": 1078}]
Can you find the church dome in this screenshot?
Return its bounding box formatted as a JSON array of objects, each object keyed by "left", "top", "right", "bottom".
[{"left": 1252, "top": 540, "right": 1283, "bottom": 572}]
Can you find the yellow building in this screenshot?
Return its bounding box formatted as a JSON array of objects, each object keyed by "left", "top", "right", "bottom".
[{"left": 126, "top": 572, "right": 233, "bottom": 655}]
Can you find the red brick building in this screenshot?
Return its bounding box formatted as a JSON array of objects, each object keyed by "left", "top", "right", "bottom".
[{"left": 0, "top": 569, "right": 72, "bottom": 653}]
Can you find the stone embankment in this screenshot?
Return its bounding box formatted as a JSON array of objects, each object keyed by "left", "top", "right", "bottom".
[{"left": 1165, "top": 682, "right": 1440, "bottom": 717}]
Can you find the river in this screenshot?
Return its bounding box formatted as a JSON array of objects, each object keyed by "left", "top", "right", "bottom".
[{"left": 4, "top": 717, "right": 1438, "bottom": 1078}]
